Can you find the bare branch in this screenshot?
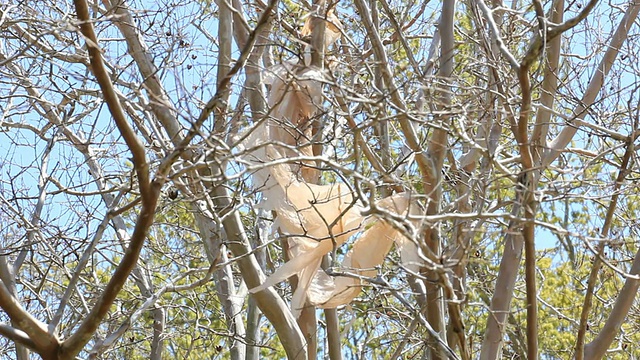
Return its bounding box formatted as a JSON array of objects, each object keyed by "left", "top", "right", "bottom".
[
  {"left": 543, "top": 1, "right": 640, "bottom": 167},
  {"left": 476, "top": 0, "right": 520, "bottom": 70},
  {"left": 577, "top": 119, "right": 640, "bottom": 359},
  {"left": 0, "top": 324, "right": 37, "bottom": 353},
  {"left": 0, "top": 281, "right": 57, "bottom": 354},
  {"left": 61, "top": 0, "right": 164, "bottom": 356}
]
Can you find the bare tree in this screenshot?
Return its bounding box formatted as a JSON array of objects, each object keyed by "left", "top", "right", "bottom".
[{"left": 1, "top": 0, "right": 640, "bottom": 359}]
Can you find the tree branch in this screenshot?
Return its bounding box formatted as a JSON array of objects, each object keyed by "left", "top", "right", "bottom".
[
  {"left": 103, "top": 0, "right": 308, "bottom": 357},
  {"left": 531, "top": 0, "right": 564, "bottom": 155},
  {"left": 0, "top": 324, "right": 37, "bottom": 353},
  {"left": 577, "top": 119, "right": 639, "bottom": 359},
  {"left": 543, "top": 0, "right": 640, "bottom": 167},
  {"left": 584, "top": 247, "right": 640, "bottom": 359},
  {"left": 61, "top": 0, "right": 165, "bottom": 356},
  {"left": 0, "top": 281, "right": 56, "bottom": 354}
]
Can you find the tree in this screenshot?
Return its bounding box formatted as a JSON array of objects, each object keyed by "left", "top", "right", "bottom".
[{"left": 1, "top": 0, "right": 640, "bottom": 359}]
